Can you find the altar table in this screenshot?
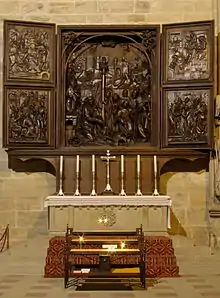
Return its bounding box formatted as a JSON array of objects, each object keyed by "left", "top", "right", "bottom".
[{"left": 44, "top": 195, "right": 171, "bottom": 234}]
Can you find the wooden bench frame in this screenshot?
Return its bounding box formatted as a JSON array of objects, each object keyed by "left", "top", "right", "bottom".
[{"left": 64, "top": 225, "right": 146, "bottom": 289}]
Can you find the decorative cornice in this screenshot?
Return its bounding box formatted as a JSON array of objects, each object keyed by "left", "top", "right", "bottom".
[{"left": 5, "top": 148, "right": 210, "bottom": 157}]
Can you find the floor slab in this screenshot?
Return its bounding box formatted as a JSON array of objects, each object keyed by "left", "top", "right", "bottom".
[{"left": 0, "top": 235, "right": 220, "bottom": 297}]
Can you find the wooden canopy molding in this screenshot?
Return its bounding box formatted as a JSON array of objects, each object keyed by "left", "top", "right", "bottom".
[{"left": 2, "top": 20, "right": 215, "bottom": 193}]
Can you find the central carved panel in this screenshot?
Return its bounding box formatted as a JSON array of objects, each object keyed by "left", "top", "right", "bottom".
[{"left": 60, "top": 28, "right": 158, "bottom": 147}]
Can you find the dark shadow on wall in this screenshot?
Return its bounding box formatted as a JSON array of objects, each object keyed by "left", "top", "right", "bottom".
[
  {"left": 8, "top": 157, "right": 56, "bottom": 176},
  {"left": 168, "top": 210, "right": 187, "bottom": 237},
  {"left": 160, "top": 157, "right": 209, "bottom": 176}
]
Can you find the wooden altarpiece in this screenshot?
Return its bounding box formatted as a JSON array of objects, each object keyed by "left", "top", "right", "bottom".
[{"left": 2, "top": 20, "right": 214, "bottom": 194}]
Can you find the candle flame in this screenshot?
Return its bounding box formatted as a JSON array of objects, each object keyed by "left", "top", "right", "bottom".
[
  {"left": 121, "top": 242, "right": 125, "bottom": 249},
  {"left": 79, "top": 236, "right": 84, "bottom": 242}
]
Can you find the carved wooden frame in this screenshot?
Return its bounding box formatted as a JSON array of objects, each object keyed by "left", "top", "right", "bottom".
[
  {"left": 3, "top": 20, "right": 56, "bottom": 85},
  {"left": 56, "top": 25, "right": 161, "bottom": 150},
  {"left": 161, "top": 86, "right": 214, "bottom": 149},
  {"left": 3, "top": 86, "right": 55, "bottom": 148},
  {"left": 3, "top": 20, "right": 56, "bottom": 149},
  {"left": 162, "top": 20, "right": 214, "bottom": 86}
]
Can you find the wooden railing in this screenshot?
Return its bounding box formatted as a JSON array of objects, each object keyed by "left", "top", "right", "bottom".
[{"left": 0, "top": 224, "right": 9, "bottom": 252}]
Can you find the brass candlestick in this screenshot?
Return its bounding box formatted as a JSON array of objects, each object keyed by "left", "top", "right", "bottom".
[
  {"left": 120, "top": 172, "right": 126, "bottom": 196},
  {"left": 58, "top": 155, "right": 64, "bottom": 196},
  {"left": 153, "top": 155, "right": 159, "bottom": 196},
  {"left": 90, "top": 172, "right": 97, "bottom": 196},
  {"left": 90, "top": 155, "right": 97, "bottom": 196},
  {"left": 119, "top": 155, "right": 126, "bottom": 196},
  {"left": 135, "top": 155, "right": 142, "bottom": 196},
  {"left": 74, "top": 155, "right": 81, "bottom": 196},
  {"left": 153, "top": 178, "right": 159, "bottom": 196}
]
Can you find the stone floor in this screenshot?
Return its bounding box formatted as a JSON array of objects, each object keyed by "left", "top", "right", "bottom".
[{"left": 0, "top": 235, "right": 220, "bottom": 298}]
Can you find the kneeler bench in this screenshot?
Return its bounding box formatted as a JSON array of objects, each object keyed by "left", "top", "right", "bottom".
[{"left": 63, "top": 226, "right": 146, "bottom": 289}]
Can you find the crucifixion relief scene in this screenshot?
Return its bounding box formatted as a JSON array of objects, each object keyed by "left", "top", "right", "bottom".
[
  {"left": 0, "top": 1, "right": 220, "bottom": 295},
  {"left": 64, "top": 31, "right": 155, "bottom": 147}
]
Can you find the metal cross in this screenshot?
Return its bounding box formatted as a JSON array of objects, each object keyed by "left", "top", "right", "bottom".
[{"left": 99, "top": 56, "right": 109, "bottom": 121}]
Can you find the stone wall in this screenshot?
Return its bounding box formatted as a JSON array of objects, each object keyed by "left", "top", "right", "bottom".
[
  {"left": 0, "top": 171, "right": 55, "bottom": 243},
  {"left": 160, "top": 171, "right": 211, "bottom": 246},
  {"left": 0, "top": 0, "right": 219, "bottom": 244},
  {"left": 0, "top": 0, "right": 216, "bottom": 26}
]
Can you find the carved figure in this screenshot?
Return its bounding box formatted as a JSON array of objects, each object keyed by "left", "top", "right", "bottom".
[
  {"left": 132, "top": 88, "right": 149, "bottom": 141},
  {"left": 66, "top": 76, "right": 80, "bottom": 115},
  {"left": 80, "top": 92, "right": 104, "bottom": 143},
  {"left": 117, "top": 92, "right": 133, "bottom": 143}
]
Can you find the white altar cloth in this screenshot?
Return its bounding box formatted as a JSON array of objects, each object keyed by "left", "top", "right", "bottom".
[{"left": 44, "top": 195, "right": 172, "bottom": 229}]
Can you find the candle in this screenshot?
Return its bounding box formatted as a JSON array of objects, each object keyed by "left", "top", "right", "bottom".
[
  {"left": 60, "top": 155, "right": 63, "bottom": 174},
  {"left": 154, "top": 155, "right": 157, "bottom": 173},
  {"left": 76, "top": 155, "right": 79, "bottom": 173},
  {"left": 92, "top": 155, "right": 95, "bottom": 172},
  {"left": 121, "top": 155, "right": 124, "bottom": 173},
  {"left": 137, "top": 155, "right": 140, "bottom": 173}
]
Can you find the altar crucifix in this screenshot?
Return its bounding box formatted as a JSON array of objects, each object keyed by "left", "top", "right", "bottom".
[{"left": 100, "top": 150, "right": 116, "bottom": 194}]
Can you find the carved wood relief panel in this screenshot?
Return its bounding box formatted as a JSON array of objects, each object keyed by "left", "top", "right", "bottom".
[
  {"left": 161, "top": 21, "right": 214, "bottom": 149},
  {"left": 3, "top": 21, "right": 56, "bottom": 149},
  {"left": 3, "top": 87, "right": 54, "bottom": 147},
  {"left": 162, "top": 21, "right": 214, "bottom": 84},
  {"left": 162, "top": 87, "right": 212, "bottom": 148},
  {"left": 58, "top": 26, "right": 160, "bottom": 148},
  {"left": 4, "top": 21, "right": 55, "bottom": 84},
  {"left": 2, "top": 20, "right": 214, "bottom": 151}
]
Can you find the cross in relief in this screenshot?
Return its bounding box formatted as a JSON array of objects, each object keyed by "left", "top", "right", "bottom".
[
  {"left": 99, "top": 56, "right": 109, "bottom": 121},
  {"left": 100, "top": 150, "right": 116, "bottom": 193}
]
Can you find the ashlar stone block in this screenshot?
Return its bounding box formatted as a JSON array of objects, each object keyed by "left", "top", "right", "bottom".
[
  {"left": 49, "top": 2, "right": 75, "bottom": 14},
  {"left": 19, "top": 2, "right": 46, "bottom": 14},
  {"left": 75, "top": 0, "right": 98, "bottom": 14},
  {"left": 135, "top": 0, "right": 150, "bottom": 13},
  {"left": 127, "top": 14, "right": 145, "bottom": 23},
  {"left": 16, "top": 210, "right": 46, "bottom": 228},
  {"left": 15, "top": 197, "right": 43, "bottom": 211},
  {"left": 0, "top": 1, "right": 19, "bottom": 14},
  {"left": 98, "top": 0, "right": 134, "bottom": 13},
  {"left": 0, "top": 211, "right": 16, "bottom": 228}
]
